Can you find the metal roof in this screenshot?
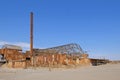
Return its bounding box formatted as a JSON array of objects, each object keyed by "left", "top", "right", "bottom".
[
  {"left": 2, "top": 44, "right": 22, "bottom": 50},
  {"left": 33, "top": 49, "right": 57, "bottom": 54}
]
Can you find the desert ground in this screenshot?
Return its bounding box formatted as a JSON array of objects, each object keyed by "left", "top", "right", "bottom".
[{"left": 0, "top": 63, "right": 120, "bottom": 80}]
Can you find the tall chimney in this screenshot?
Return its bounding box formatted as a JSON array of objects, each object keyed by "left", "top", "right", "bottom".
[{"left": 30, "top": 12, "right": 33, "bottom": 55}]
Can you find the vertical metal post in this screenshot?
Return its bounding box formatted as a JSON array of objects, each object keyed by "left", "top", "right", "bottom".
[
  {"left": 30, "top": 12, "right": 33, "bottom": 55},
  {"left": 30, "top": 12, "right": 36, "bottom": 68}
]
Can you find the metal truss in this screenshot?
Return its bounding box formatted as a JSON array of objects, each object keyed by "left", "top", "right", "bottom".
[{"left": 46, "top": 43, "right": 84, "bottom": 55}]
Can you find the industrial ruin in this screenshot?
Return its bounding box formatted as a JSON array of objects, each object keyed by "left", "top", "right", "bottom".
[{"left": 0, "top": 12, "right": 109, "bottom": 68}]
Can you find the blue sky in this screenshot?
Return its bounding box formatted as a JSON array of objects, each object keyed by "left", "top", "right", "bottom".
[{"left": 0, "top": 0, "right": 120, "bottom": 60}]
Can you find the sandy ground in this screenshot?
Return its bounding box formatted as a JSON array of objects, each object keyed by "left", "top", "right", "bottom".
[{"left": 0, "top": 63, "right": 120, "bottom": 80}]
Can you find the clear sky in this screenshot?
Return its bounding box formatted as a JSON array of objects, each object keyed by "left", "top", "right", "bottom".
[{"left": 0, "top": 0, "right": 120, "bottom": 60}]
